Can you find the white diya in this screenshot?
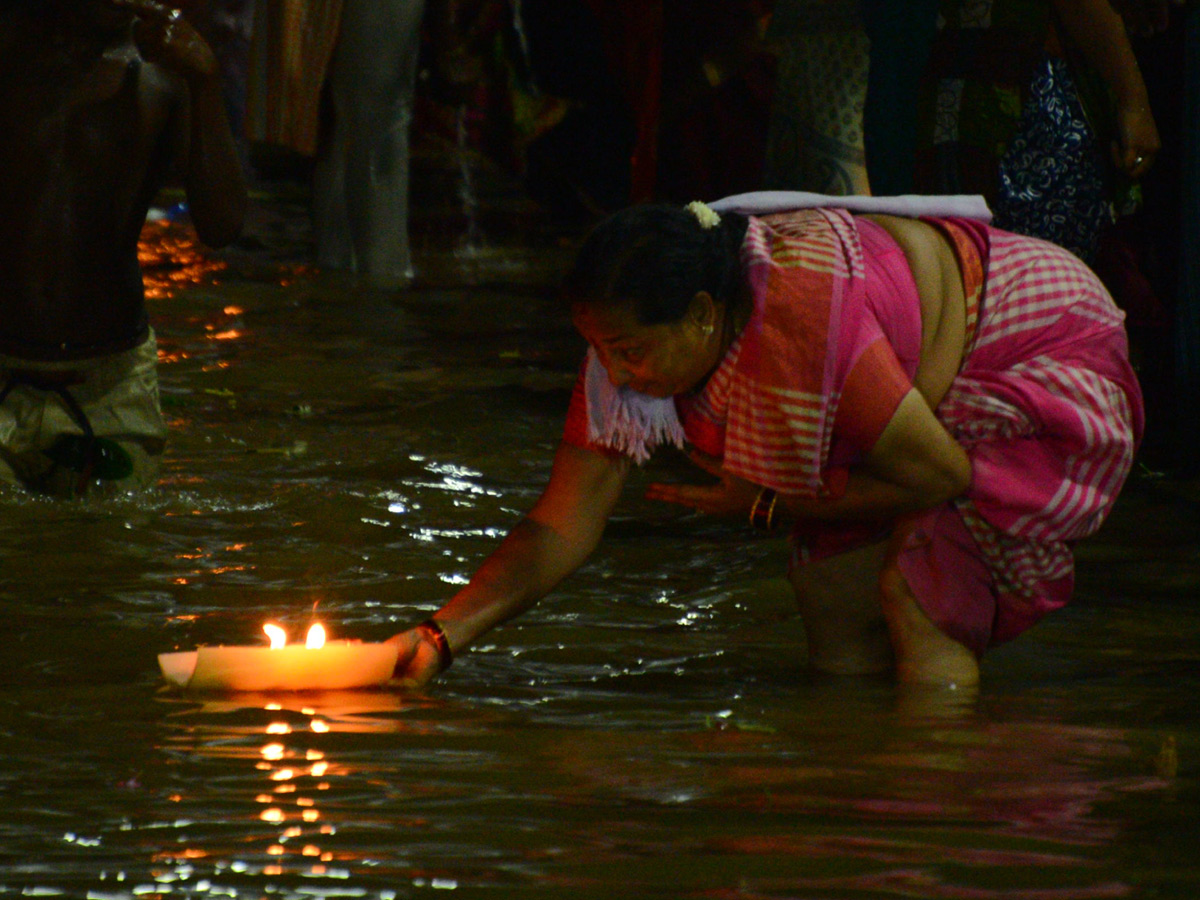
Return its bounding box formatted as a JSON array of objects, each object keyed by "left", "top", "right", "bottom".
[{"left": 159, "top": 622, "right": 399, "bottom": 692}]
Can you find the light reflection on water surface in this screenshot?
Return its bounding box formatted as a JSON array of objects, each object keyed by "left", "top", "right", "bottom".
[{"left": 0, "top": 224, "right": 1196, "bottom": 900}]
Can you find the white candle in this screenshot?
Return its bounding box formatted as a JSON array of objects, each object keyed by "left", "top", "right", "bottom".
[{"left": 159, "top": 623, "right": 399, "bottom": 692}]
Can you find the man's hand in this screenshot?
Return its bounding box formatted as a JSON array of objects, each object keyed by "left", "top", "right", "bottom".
[{"left": 112, "top": 0, "right": 219, "bottom": 81}]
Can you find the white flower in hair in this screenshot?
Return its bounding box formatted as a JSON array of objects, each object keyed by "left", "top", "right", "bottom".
[{"left": 685, "top": 200, "right": 721, "bottom": 230}]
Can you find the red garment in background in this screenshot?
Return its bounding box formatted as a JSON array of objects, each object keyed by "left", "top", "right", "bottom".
[
  {"left": 579, "top": 0, "right": 663, "bottom": 202},
  {"left": 579, "top": 0, "right": 774, "bottom": 202}
]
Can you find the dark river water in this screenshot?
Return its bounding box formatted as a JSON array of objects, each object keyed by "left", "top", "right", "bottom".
[{"left": 0, "top": 203, "right": 1196, "bottom": 900}]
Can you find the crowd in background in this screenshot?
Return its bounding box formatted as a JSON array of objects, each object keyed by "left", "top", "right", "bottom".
[{"left": 186, "top": 0, "right": 1195, "bottom": 475}]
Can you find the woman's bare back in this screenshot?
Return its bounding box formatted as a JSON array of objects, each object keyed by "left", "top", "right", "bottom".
[{"left": 860, "top": 213, "right": 968, "bottom": 409}]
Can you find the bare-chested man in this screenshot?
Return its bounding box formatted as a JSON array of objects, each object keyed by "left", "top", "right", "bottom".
[{"left": 0, "top": 0, "right": 246, "bottom": 497}]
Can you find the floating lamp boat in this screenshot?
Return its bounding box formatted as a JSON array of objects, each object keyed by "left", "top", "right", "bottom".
[{"left": 159, "top": 622, "right": 399, "bottom": 692}]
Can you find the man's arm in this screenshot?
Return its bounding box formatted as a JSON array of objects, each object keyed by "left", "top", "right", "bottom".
[
  {"left": 174, "top": 62, "right": 247, "bottom": 248},
  {"left": 125, "top": 0, "right": 247, "bottom": 247}
]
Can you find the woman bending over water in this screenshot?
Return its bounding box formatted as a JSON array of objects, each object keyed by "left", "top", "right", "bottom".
[{"left": 391, "top": 195, "right": 1143, "bottom": 686}]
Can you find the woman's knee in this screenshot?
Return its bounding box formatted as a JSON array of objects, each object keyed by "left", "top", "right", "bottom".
[
  {"left": 790, "top": 543, "right": 884, "bottom": 621},
  {"left": 876, "top": 564, "right": 910, "bottom": 623},
  {"left": 789, "top": 544, "right": 893, "bottom": 674},
  {"left": 878, "top": 563, "right": 980, "bottom": 685}
]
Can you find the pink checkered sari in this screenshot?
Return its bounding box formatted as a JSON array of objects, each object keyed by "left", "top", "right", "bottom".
[
  {"left": 565, "top": 209, "right": 1143, "bottom": 651},
  {"left": 931, "top": 222, "right": 1143, "bottom": 646},
  {"left": 677, "top": 209, "right": 892, "bottom": 495}
]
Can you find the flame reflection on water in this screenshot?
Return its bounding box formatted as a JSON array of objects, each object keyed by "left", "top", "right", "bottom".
[
  {"left": 153, "top": 690, "right": 419, "bottom": 882},
  {"left": 0, "top": 199, "right": 1194, "bottom": 900}
]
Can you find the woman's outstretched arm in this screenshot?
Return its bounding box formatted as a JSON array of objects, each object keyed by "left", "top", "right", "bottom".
[{"left": 391, "top": 442, "right": 631, "bottom": 684}]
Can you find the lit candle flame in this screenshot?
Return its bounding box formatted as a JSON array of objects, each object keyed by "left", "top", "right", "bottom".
[
  {"left": 306, "top": 623, "right": 326, "bottom": 649},
  {"left": 263, "top": 623, "right": 287, "bottom": 649}
]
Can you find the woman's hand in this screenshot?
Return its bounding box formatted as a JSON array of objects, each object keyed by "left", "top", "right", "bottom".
[
  {"left": 644, "top": 450, "right": 761, "bottom": 519},
  {"left": 1051, "top": 0, "right": 1161, "bottom": 180},
  {"left": 388, "top": 627, "right": 445, "bottom": 688},
  {"left": 1113, "top": 100, "right": 1161, "bottom": 179},
  {"left": 1114, "top": 0, "right": 1176, "bottom": 37}
]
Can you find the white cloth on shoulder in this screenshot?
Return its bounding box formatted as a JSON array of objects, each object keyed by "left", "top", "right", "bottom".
[
  {"left": 584, "top": 347, "right": 686, "bottom": 464},
  {"left": 584, "top": 193, "right": 994, "bottom": 463},
  {"left": 710, "top": 190, "right": 993, "bottom": 222}
]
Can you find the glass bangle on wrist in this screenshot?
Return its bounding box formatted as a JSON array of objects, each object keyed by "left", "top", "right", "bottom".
[
  {"left": 417, "top": 618, "right": 454, "bottom": 672},
  {"left": 749, "top": 487, "right": 779, "bottom": 532}
]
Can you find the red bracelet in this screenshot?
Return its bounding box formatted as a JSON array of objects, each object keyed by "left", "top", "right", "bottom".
[
  {"left": 749, "top": 487, "right": 779, "bottom": 532},
  {"left": 417, "top": 618, "right": 454, "bottom": 672}
]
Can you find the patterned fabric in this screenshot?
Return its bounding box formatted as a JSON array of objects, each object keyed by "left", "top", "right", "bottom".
[
  {"left": 564, "top": 192, "right": 994, "bottom": 466},
  {"left": 764, "top": 0, "right": 870, "bottom": 194},
  {"left": 993, "top": 57, "right": 1110, "bottom": 262},
  {"left": 916, "top": 0, "right": 1053, "bottom": 198},
  {"left": 789, "top": 216, "right": 1141, "bottom": 650},
  {"left": 915, "top": 0, "right": 1112, "bottom": 262},
  {"left": 934, "top": 223, "right": 1142, "bottom": 644},
  {"left": 245, "top": 0, "right": 344, "bottom": 156},
  {"left": 680, "top": 209, "right": 878, "bottom": 496},
  {"left": 566, "top": 208, "right": 911, "bottom": 495},
  {"left": 798, "top": 215, "right": 984, "bottom": 564},
  {"left": 563, "top": 208, "right": 1142, "bottom": 651}
]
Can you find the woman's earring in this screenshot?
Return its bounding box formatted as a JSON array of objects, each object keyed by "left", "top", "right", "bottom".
[{"left": 701, "top": 323, "right": 714, "bottom": 338}]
